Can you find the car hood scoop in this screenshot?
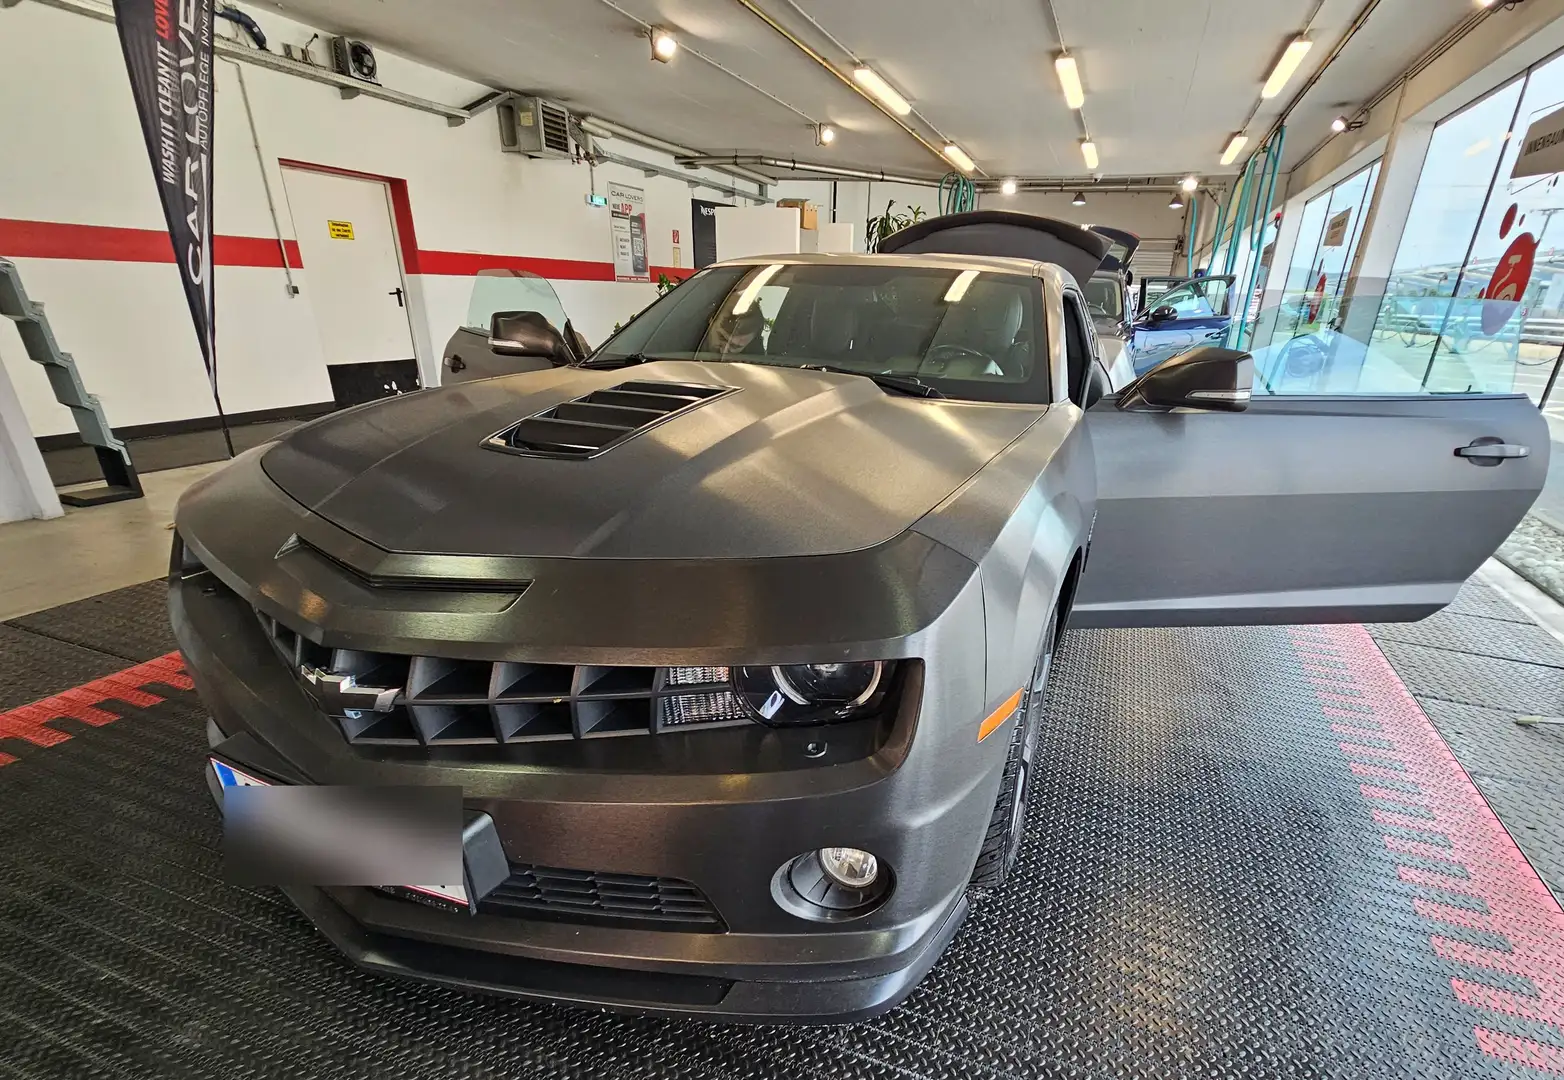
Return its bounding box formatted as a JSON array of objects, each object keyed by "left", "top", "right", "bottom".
[
  {"left": 260, "top": 361, "right": 1044, "bottom": 561},
  {"left": 488, "top": 379, "right": 736, "bottom": 458}
]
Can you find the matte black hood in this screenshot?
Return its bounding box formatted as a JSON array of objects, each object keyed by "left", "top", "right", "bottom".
[{"left": 262, "top": 362, "right": 1043, "bottom": 560}]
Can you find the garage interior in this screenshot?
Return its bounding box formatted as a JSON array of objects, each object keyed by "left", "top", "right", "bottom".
[{"left": 5, "top": 0, "right": 1564, "bottom": 1077}]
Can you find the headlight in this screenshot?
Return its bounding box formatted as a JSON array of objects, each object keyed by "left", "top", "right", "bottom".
[{"left": 732, "top": 661, "right": 889, "bottom": 726}]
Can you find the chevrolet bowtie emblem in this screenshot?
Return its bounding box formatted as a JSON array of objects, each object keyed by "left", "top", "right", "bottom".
[{"left": 299, "top": 665, "right": 400, "bottom": 714}]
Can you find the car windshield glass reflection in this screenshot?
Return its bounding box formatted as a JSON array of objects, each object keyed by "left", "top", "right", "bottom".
[{"left": 592, "top": 263, "right": 1048, "bottom": 404}]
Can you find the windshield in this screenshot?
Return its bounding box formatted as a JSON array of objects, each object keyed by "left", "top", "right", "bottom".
[
  {"left": 591, "top": 262, "right": 1049, "bottom": 404},
  {"left": 1085, "top": 275, "right": 1123, "bottom": 320},
  {"left": 464, "top": 269, "right": 570, "bottom": 333}
]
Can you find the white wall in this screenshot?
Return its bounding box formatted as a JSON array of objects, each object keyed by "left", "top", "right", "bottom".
[
  {"left": 977, "top": 191, "right": 1189, "bottom": 242},
  {"left": 0, "top": 1, "right": 762, "bottom": 438}
]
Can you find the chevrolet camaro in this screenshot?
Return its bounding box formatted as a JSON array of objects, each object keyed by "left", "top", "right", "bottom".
[{"left": 171, "top": 212, "right": 1546, "bottom": 1022}]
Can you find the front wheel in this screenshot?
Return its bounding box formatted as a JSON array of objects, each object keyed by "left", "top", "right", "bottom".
[{"left": 968, "top": 610, "right": 1057, "bottom": 890}]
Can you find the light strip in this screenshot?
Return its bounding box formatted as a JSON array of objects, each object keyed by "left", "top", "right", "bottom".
[
  {"left": 944, "top": 269, "right": 980, "bottom": 303},
  {"left": 1081, "top": 140, "right": 1099, "bottom": 171},
  {"left": 943, "top": 143, "right": 976, "bottom": 172},
  {"left": 733, "top": 263, "right": 784, "bottom": 314},
  {"left": 1220, "top": 133, "right": 1249, "bottom": 166},
  {"left": 1055, "top": 54, "right": 1085, "bottom": 110},
  {"left": 852, "top": 66, "right": 912, "bottom": 116},
  {"left": 1261, "top": 37, "right": 1312, "bottom": 100}
]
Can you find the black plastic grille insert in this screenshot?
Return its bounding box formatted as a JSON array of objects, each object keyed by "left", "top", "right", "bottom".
[
  {"left": 473, "top": 863, "right": 724, "bottom": 932},
  {"left": 259, "top": 612, "right": 750, "bottom": 746}
]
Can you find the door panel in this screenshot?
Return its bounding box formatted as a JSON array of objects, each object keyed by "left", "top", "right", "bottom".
[
  {"left": 282, "top": 168, "right": 416, "bottom": 367},
  {"left": 1073, "top": 394, "right": 1547, "bottom": 627}
]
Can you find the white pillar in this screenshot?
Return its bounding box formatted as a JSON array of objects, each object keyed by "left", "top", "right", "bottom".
[
  {"left": 1339, "top": 80, "right": 1436, "bottom": 340},
  {"left": 0, "top": 351, "right": 63, "bottom": 523}
]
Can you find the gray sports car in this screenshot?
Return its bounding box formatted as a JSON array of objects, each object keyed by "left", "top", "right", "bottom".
[{"left": 170, "top": 211, "right": 1546, "bottom": 1022}]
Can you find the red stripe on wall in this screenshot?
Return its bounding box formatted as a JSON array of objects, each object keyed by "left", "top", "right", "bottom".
[
  {"left": 0, "top": 218, "right": 302, "bottom": 269},
  {"left": 1, "top": 218, "right": 696, "bottom": 282}
]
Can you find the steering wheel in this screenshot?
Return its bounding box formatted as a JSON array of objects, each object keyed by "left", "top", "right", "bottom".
[{"left": 922, "top": 343, "right": 990, "bottom": 374}]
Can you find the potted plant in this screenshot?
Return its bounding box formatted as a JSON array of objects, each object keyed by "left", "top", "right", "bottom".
[{"left": 865, "top": 200, "right": 926, "bottom": 252}]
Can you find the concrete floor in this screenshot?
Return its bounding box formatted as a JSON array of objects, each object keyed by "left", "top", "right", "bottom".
[{"left": 0, "top": 461, "right": 221, "bottom": 621}]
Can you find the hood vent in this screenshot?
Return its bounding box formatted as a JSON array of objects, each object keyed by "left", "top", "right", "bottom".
[{"left": 485, "top": 380, "right": 736, "bottom": 459}]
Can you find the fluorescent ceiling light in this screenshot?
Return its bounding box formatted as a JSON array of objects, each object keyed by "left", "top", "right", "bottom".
[
  {"left": 733, "top": 264, "right": 784, "bottom": 314},
  {"left": 1001, "top": 178, "right": 1018, "bottom": 196},
  {"left": 1072, "top": 191, "right": 1086, "bottom": 207},
  {"left": 853, "top": 66, "right": 912, "bottom": 116},
  {"left": 943, "top": 143, "right": 975, "bottom": 172},
  {"left": 1055, "top": 54, "right": 1085, "bottom": 110},
  {"left": 944, "top": 269, "right": 980, "bottom": 303},
  {"left": 1261, "top": 37, "right": 1312, "bottom": 99},
  {"left": 1080, "top": 140, "right": 1098, "bottom": 171},
  {"left": 1221, "top": 133, "right": 1249, "bottom": 166},
  {"left": 1181, "top": 175, "right": 1199, "bottom": 193},
  {"left": 650, "top": 28, "right": 678, "bottom": 61}
]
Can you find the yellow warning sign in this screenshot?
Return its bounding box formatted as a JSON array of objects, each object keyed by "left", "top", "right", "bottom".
[{"left": 327, "top": 220, "right": 354, "bottom": 240}]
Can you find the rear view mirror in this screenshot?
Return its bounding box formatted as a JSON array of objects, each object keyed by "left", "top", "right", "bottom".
[
  {"left": 489, "top": 310, "right": 575, "bottom": 365},
  {"left": 1118, "top": 346, "right": 1253, "bottom": 413}
]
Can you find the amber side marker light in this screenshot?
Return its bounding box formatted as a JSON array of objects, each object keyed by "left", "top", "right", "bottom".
[{"left": 978, "top": 688, "right": 1024, "bottom": 741}]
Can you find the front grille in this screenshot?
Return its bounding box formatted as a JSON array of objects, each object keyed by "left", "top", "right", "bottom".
[
  {"left": 485, "top": 380, "right": 735, "bottom": 459},
  {"left": 259, "top": 612, "right": 751, "bottom": 746},
  {"left": 477, "top": 864, "right": 724, "bottom": 932}
]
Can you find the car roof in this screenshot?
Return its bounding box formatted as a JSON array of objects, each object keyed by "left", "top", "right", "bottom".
[{"left": 713, "top": 251, "right": 1049, "bottom": 276}]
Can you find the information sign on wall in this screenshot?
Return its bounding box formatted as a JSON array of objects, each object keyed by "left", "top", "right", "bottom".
[{"left": 609, "top": 182, "right": 649, "bottom": 282}]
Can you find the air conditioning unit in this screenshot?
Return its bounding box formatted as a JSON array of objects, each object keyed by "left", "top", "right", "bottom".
[
  {"left": 498, "top": 97, "right": 573, "bottom": 159},
  {"left": 330, "top": 37, "right": 379, "bottom": 84}
]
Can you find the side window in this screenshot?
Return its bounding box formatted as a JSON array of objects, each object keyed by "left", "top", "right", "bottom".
[
  {"left": 1154, "top": 281, "right": 1228, "bottom": 318},
  {"left": 1061, "top": 291, "right": 1093, "bottom": 405}
]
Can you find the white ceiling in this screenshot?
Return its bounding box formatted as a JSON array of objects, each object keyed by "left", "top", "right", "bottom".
[{"left": 267, "top": 0, "right": 1484, "bottom": 182}]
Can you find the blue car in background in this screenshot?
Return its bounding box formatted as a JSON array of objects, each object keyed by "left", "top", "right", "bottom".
[{"left": 1129, "top": 273, "right": 1237, "bottom": 375}]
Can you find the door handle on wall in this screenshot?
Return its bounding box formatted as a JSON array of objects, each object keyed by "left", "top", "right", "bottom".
[
  {"left": 388, "top": 287, "right": 405, "bottom": 307},
  {"left": 1456, "top": 437, "right": 1530, "bottom": 466}
]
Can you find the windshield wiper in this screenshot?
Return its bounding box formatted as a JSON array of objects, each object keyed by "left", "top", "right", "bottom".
[{"left": 796, "top": 364, "right": 944, "bottom": 398}]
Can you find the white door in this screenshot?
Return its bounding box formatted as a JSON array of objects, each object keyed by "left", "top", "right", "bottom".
[{"left": 282, "top": 168, "right": 417, "bottom": 380}]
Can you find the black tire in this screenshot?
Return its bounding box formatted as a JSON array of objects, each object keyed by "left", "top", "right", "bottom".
[{"left": 969, "top": 609, "right": 1058, "bottom": 890}]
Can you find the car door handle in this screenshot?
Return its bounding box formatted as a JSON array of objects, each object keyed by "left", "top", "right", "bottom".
[{"left": 1456, "top": 437, "right": 1529, "bottom": 466}]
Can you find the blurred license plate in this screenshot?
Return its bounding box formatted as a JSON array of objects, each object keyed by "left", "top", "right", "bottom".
[{"left": 208, "top": 756, "right": 469, "bottom": 908}]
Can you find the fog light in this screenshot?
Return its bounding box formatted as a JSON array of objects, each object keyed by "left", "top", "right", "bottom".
[{"left": 819, "top": 846, "right": 878, "bottom": 889}]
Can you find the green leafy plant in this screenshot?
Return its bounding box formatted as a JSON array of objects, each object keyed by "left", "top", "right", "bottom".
[
  {"left": 656, "top": 272, "right": 679, "bottom": 295},
  {"left": 865, "top": 200, "right": 926, "bottom": 252}
]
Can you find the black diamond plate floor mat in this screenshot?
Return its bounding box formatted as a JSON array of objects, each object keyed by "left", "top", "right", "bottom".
[{"left": 2, "top": 580, "right": 1564, "bottom": 1079}]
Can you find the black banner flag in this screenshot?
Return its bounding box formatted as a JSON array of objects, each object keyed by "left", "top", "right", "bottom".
[{"left": 112, "top": 0, "right": 231, "bottom": 453}]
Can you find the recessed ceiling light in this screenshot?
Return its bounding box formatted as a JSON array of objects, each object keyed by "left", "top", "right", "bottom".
[
  {"left": 1262, "top": 37, "right": 1312, "bottom": 99},
  {"left": 1072, "top": 191, "right": 1086, "bottom": 207},
  {"left": 816, "top": 124, "right": 836, "bottom": 145},
  {"left": 1055, "top": 54, "right": 1085, "bottom": 110},
  {"left": 1080, "top": 140, "right": 1098, "bottom": 170},
  {"left": 1221, "top": 133, "right": 1249, "bottom": 166},
  {"left": 1181, "top": 175, "right": 1199, "bottom": 192},
  {"left": 1001, "top": 178, "right": 1018, "bottom": 196},
  {"left": 650, "top": 28, "right": 678, "bottom": 62},
  {"left": 943, "top": 143, "right": 975, "bottom": 172},
  {"left": 853, "top": 66, "right": 912, "bottom": 116}
]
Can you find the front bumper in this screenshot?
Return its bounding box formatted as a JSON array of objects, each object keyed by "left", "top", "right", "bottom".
[{"left": 175, "top": 568, "right": 1004, "bottom": 1021}]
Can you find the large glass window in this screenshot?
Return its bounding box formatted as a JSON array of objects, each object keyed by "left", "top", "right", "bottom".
[{"left": 1271, "top": 162, "right": 1381, "bottom": 343}]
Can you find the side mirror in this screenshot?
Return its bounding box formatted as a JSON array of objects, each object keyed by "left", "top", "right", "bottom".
[
  {"left": 489, "top": 310, "right": 574, "bottom": 365},
  {"left": 1144, "top": 305, "right": 1177, "bottom": 324},
  {"left": 1118, "top": 346, "right": 1253, "bottom": 413}
]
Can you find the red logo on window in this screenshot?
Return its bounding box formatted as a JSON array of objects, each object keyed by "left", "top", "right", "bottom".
[{"left": 1481, "top": 229, "right": 1536, "bottom": 335}]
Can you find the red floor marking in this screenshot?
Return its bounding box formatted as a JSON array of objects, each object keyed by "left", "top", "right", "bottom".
[
  {"left": 1292, "top": 624, "right": 1564, "bottom": 1073},
  {"left": 0, "top": 653, "right": 191, "bottom": 767}
]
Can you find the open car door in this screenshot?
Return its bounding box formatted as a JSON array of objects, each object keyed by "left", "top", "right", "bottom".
[
  {"left": 1072, "top": 354, "right": 1547, "bottom": 627},
  {"left": 1130, "top": 275, "right": 1237, "bottom": 375}
]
